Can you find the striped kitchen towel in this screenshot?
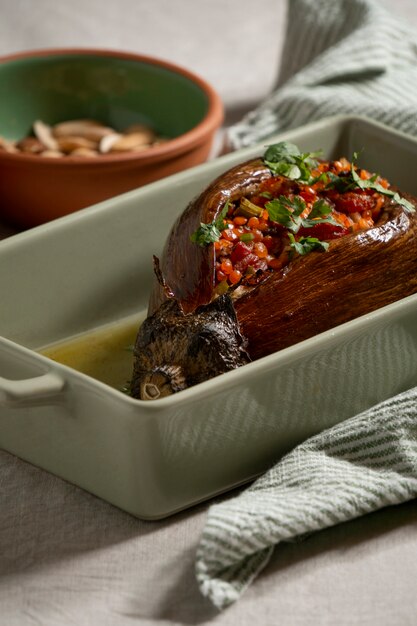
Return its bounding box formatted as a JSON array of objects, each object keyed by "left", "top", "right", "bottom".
[
  {"left": 227, "top": 0, "right": 417, "bottom": 150},
  {"left": 195, "top": 0, "right": 417, "bottom": 610},
  {"left": 195, "top": 386, "right": 417, "bottom": 609}
]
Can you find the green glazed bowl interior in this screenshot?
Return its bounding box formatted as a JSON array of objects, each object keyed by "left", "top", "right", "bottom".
[{"left": 0, "top": 52, "right": 209, "bottom": 141}]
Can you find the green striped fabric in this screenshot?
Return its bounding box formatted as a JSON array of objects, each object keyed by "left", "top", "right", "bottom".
[
  {"left": 196, "top": 1, "right": 417, "bottom": 608},
  {"left": 196, "top": 388, "right": 417, "bottom": 609},
  {"left": 227, "top": 0, "right": 417, "bottom": 149}
]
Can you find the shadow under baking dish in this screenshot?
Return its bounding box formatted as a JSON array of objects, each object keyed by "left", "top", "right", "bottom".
[{"left": 1, "top": 115, "right": 417, "bottom": 520}]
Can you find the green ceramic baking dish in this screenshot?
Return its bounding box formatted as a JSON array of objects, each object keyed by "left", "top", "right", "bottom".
[{"left": 1, "top": 115, "right": 417, "bottom": 519}]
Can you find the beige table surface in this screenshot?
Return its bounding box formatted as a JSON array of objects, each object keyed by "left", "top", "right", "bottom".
[
  {"left": 1, "top": 1, "right": 417, "bottom": 624},
  {"left": 1, "top": 449, "right": 416, "bottom": 626}
]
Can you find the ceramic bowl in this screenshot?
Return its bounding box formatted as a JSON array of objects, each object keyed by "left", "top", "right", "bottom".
[{"left": 0, "top": 48, "right": 223, "bottom": 228}]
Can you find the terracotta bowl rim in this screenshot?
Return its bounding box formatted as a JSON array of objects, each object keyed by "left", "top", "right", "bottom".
[{"left": 0, "top": 47, "right": 224, "bottom": 167}]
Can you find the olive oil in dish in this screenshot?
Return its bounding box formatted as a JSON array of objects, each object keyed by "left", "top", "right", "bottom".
[{"left": 39, "top": 313, "right": 143, "bottom": 393}]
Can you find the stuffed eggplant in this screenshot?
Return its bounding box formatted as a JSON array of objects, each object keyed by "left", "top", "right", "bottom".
[{"left": 131, "top": 142, "right": 417, "bottom": 400}]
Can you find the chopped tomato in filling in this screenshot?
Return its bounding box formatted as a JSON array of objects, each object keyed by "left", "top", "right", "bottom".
[{"left": 214, "top": 158, "right": 388, "bottom": 292}]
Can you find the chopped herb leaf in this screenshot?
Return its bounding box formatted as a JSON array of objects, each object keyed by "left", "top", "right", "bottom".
[
  {"left": 309, "top": 171, "right": 329, "bottom": 186},
  {"left": 322, "top": 171, "right": 353, "bottom": 192},
  {"left": 263, "top": 141, "right": 321, "bottom": 182},
  {"left": 288, "top": 233, "right": 329, "bottom": 255},
  {"left": 303, "top": 198, "right": 340, "bottom": 228},
  {"left": 391, "top": 192, "right": 415, "bottom": 213},
  {"left": 308, "top": 198, "right": 332, "bottom": 219},
  {"left": 215, "top": 201, "right": 230, "bottom": 229},
  {"left": 266, "top": 195, "right": 305, "bottom": 232},
  {"left": 190, "top": 222, "right": 223, "bottom": 246},
  {"left": 350, "top": 162, "right": 415, "bottom": 212},
  {"left": 264, "top": 142, "right": 301, "bottom": 163},
  {"left": 266, "top": 195, "right": 306, "bottom": 219},
  {"left": 266, "top": 196, "right": 338, "bottom": 232},
  {"left": 190, "top": 201, "right": 230, "bottom": 246}
]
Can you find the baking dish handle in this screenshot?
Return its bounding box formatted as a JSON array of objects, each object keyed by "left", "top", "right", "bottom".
[{"left": 0, "top": 371, "right": 65, "bottom": 405}]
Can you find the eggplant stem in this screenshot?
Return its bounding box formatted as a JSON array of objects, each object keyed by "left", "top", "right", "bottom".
[
  {"left": 141, "top": 382, "right": 161, "bottom": 400},
  {"left": 138, "top": 365, "right": 187, "bottom": 400}
]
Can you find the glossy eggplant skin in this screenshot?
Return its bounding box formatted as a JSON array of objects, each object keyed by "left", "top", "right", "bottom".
[
  {"left": 132, "top": 157, "right": 417, "bottom": 400},
  {"left": 148, "top": 158, "right": 272, "bottom": 315},
  {"left": 234, "top": 201, "right": 417, "bottom": 360}
]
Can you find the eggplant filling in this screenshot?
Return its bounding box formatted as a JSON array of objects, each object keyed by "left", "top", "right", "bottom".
[{"left": 193, "top": 155, "right": 393, "bottom": 296}]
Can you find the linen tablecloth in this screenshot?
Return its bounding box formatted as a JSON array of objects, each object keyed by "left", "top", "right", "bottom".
[{"left": 1, "top": 1, "right": 417, "bottom": 624}]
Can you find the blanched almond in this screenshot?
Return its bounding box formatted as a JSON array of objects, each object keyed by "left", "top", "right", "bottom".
[
  {"left": 69, "top": 147, "right": 100, "bottom": 157},
  {"left": 40, "top": 149, "right": 65, "bottom": 158},
  {"left": 16, "top": 137, "right": 45, "bottom": 154},
  {"left": 57, "top": 136, "right": 97, "bottom": 153},
  {"left": 99, "top": 133, "right": 122, "bottom": 154},
  {"left": 53, "top": 119, "right": 113, "bottom": 142},
  {"left": 80, "top": 126, "right": 114, "bottom": 142},
  {"left": 4, "top": 119, "right": 164, "bottom": 159},
  {"left": 0, "top": 137, "right": 18, "bottom": 153},
  {"left": 153, "top": 137, "right": 170, "bottom": 146},
  {"left": 33, "top": 120, "right": 59, "bottom": 151},
  {"left": 109, "top": 131, "right": 154, "bottom": 152},
  {"left": 53, "top": 119, "right": 100, "bottom": 133},
  {"left": 129, "top": 144, "right": 149, "bottom": 152},
  {"left": 124, "top": 123, "right": 156, "bottom": 139}
]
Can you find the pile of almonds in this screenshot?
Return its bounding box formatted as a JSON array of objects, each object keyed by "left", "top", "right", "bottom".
[{"left": 0, "top": 119, "right": 167, "bottom": 158}]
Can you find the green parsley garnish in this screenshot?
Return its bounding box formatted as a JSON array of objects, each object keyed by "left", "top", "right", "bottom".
[
  {"left": 266, "top": 195, "right": 337, "bottom": 234},
  {"left": 190, "top": 201, "right": 229, "bottom": 246},
  {"left": 309, "top": 171, "right": 330, "bottom": 186},
  {"left": 308, "top": 198, "right": 333, "bottom": 219},
  {"left": 263, "top": 141, "right": 321, "bottom": 182},
  {"left": 288, "top": 233, "right": 329, "bottom": 255},
  {"left": 266, "top": 195, "right": 305, "bottom": 231}
]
